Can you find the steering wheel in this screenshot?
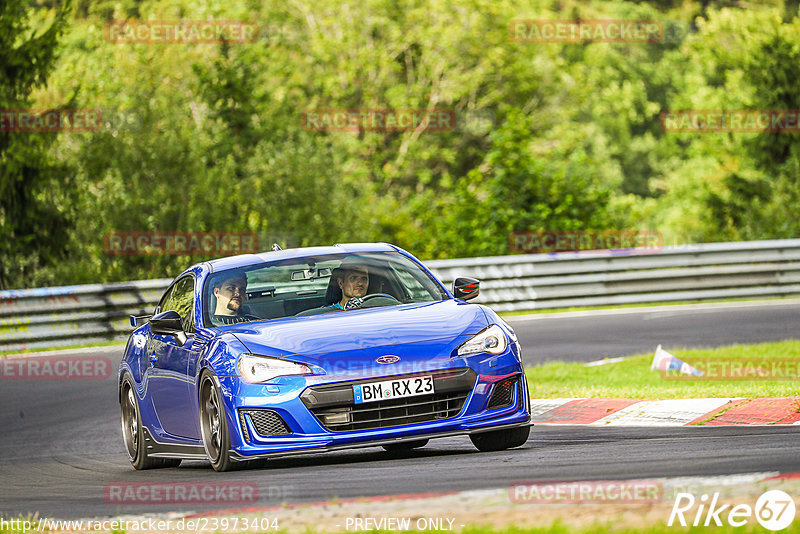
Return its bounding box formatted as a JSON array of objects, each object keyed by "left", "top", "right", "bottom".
[{"left": 344, "top": 293, "right": 400, "bottom": 310}]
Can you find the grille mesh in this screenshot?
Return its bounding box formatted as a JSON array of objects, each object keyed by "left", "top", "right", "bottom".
[
  {"left": 301, "top": 368, "right": 476, "bottom": 433},
  {"left": 312, "top": 390, "right": 469, "bottom": 432},
  {"left": 487, "top": 376, "right": 518, "bottom": 410},
  {"left": 239, "top": 409, "right": 291, "bottom": 442}
]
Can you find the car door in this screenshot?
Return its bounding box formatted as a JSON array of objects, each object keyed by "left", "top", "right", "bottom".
[{"left": 146, "top": 276, "right": 200, "bottom": 439}]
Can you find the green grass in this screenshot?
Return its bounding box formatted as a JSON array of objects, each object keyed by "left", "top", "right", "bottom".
[
  {"left": 500, "top": 295, "right": 800, "bottom": 317},
  {"left": 525, "top": 340, "right": 800, "bottom": 399}
]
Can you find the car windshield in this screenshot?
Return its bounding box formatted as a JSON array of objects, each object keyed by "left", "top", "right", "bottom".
[{"left": 203, "top": 251, "right": 446, "bottom": 326}]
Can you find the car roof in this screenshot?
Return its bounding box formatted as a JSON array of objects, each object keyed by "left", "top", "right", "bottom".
[{"left": 202, "top": 242, "right": 400, "bottom": 274}]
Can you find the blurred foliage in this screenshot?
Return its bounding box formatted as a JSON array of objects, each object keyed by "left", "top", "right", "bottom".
[
  {"left": 3, "top": 0, "right": 800, "bottom": 288},
  {"left": 0, "top": 0, "right": 71, "bottom": 289}
]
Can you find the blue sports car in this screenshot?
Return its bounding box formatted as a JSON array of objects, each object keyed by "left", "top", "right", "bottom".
[{"left": 118, "top": 243, "right": 531, "bottom": 471}]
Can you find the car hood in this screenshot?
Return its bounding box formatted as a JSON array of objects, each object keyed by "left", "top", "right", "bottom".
[{"left": 225, "top": 300, "right": 488, "bottom": 366}]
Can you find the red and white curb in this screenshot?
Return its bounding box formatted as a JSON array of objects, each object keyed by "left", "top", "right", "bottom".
[{"left": 530, "top": 397, "right": 800, "bottom": 426}]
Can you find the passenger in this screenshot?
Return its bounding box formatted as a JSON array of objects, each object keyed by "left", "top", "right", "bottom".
[{"left": 211, "top": 272, "right": 259, "bottom": 324}]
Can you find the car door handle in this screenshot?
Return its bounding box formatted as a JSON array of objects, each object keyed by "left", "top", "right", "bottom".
[{"left": 149, "top": 354, "right": 158, "bottom": 366}]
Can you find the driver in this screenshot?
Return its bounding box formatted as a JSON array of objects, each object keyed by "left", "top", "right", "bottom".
[
  {"left": 326, "top": 259, "right": 369, "bottom": 310},
  {"left": 211, "top": 272, "right": 260, "bottom": 325}
]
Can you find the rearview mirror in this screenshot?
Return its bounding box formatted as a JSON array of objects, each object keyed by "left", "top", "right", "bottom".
[
  {"left": 149, "top": 310, "right": 188, "bottom": 346},
  {"left": 453, "top": 277, "right": 480, "bottom": 301},
  {"left": 291, "top": 268, "right": 332, "bottom": 281}
]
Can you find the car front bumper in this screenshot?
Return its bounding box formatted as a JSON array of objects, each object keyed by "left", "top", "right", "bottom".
[{"left": 220, "top": 353, "right": 531, "bottom": 459}]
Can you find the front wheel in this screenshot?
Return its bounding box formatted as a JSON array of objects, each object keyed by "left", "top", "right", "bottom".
[
  {"left": 470, "top": 425, "right": 530, "bottom": 452},
  {"left": 199, "top": 372, "right": 234, "bottom": 472},
  {"left": 120, "top": 376, "right": 181, "bottom": 470}
]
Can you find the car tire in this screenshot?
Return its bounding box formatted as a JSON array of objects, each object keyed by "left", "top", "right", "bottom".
[
  {"left": 199, "top": 371, "right": 235, "bottom": 472},
  {"left": 120, "top": 376, "right": 181, "bottom": 470},
  {"left": 469, "top": 425, "right": 530, "bottom": 452},
  {"left": 382, "top": 439, "right": 429, "bottom": 452}
]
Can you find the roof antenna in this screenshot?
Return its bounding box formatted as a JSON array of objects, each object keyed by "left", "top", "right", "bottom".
[{"left": 272, "top": 243, "right": 282, "bottom": 251}]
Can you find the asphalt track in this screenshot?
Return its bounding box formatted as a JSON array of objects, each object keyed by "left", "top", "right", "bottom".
[{"left": 1, "top": 300, "right": 799, "bottom": 519}]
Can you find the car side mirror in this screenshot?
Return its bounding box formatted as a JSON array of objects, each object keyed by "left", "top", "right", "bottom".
[
  {"left": 129, "top": 314, "right": 152, "bottom": 327},
  {"left": 149, "top": 310, "right": 188, "bottom": 346},
  {"left": 453, "top": 277, "right": 480, "bottom": 301}
]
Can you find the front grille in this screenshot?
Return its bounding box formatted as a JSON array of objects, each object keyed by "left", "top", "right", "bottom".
[
  {"left": 239, "top": 409, "right": 291, "bottom": 442},
  {"left": 487, "top": 376, "right": 518, "bottom": 410},
  {"left": 301, "top": 368, "right": 476, "bottom": 433}
]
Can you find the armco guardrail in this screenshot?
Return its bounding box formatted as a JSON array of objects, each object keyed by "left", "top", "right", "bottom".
[
  {"left": 0, "top": 279, "right": 172, "bottom": 353},
  {"left": 2, "top": 239, "right": 799, "bottom": 352}
]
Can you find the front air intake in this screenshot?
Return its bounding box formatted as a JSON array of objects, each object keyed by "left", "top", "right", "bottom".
[
  {"left": 239, "top": 409, "right": 291, "bottom": 442},
  {"left": 486, "top": 376, "right": 518, "bottom": 410}
]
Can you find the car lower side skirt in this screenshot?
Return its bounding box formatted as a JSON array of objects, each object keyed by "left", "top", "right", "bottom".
[{"left": 142, "top": 427, "right": 207, "bottom": 459}]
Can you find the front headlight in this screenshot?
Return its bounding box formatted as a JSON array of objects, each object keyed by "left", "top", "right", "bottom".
[
  {"left": 238, "top": 354, "right": 312, "bottom": 383},
  {"left": 457, "top": 324, "right": 508, "bottom": 356}
]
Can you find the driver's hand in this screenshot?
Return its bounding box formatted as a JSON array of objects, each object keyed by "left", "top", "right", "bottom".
[{"left": 344, "top": 297, "right": 363, "bottom": 310}]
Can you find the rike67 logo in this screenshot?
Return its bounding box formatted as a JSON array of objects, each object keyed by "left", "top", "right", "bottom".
[{"left": 669, "top": 490, "right": 796, "bottom": 531}]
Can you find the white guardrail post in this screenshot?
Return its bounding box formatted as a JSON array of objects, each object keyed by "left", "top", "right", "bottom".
[{"left": 1, "top": 239, "right": 799, "bottom": 352}]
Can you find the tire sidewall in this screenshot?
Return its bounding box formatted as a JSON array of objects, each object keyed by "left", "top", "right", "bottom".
[
  {"left": 121, "top": 376, "right": 150, "bottom": 469},
  {"left": 199, "top": 371, "right": 233, "bottom": 471}
]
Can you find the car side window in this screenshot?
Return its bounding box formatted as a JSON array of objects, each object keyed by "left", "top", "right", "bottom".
[
  {"left": 156, "top": 285, "right": 173, "bottom": 315},
  {"left": 160, "top": 276, "right": 195, "bottom": 333}
]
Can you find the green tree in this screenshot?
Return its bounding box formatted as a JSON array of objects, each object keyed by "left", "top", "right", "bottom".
[
  {"left": 647, "top": 7, "right": 800, "bottom": 243},
  {"left": 739, "top": 16, "right": 800, "bottom": 238},
  {"left": 0, "top": 1, "right": 71, "bottom": 289},
  {"left": 413, "top": 108, "right": 616, "bottom": 258},
  {"left": 20, "top": 0, "right": 800, "bottom": 287}
]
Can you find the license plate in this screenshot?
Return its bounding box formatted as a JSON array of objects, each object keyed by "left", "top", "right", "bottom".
[{"left": 353, "top": 375, "right": 434, "bottom": 404}]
